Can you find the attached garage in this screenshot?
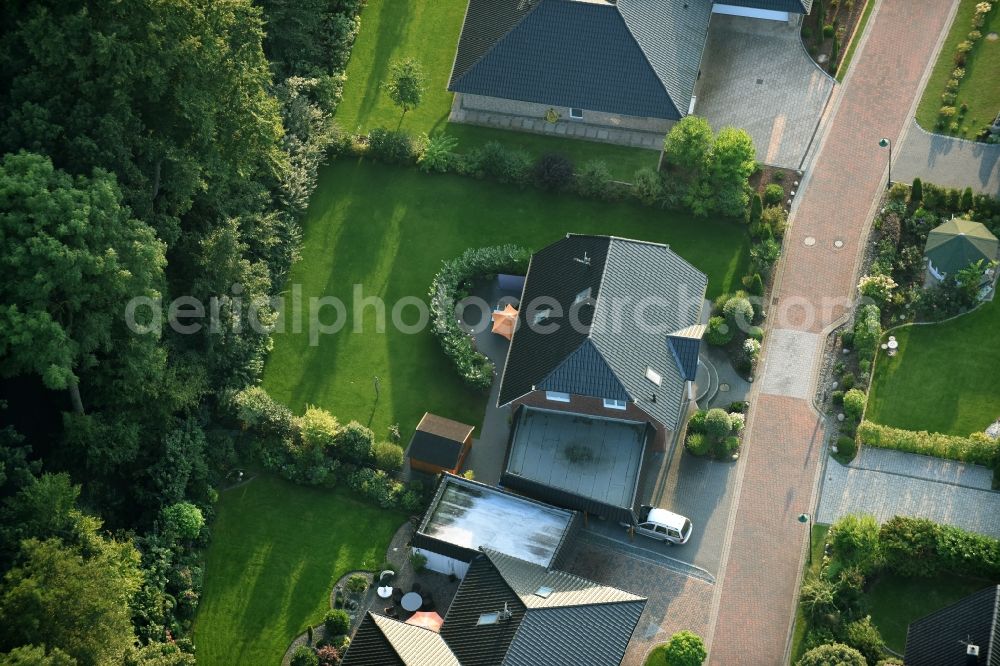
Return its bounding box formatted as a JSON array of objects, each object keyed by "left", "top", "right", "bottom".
[
  {"left": 711, "top": 0, "right": 812, "bottom": 22},
  {"left": 411, "top": 473, "right": 578, "bottom": 578}
]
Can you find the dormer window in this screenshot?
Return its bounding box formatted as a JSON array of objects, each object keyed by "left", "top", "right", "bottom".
[
  {"left": 533, "top": 308, "right": 552, "bottom": 324},
  {"left": 574, "top": 288, "right": 592, "bottom": 305},
  {"left": 645, "top": 367, "right": 662, "bottom": 386}
]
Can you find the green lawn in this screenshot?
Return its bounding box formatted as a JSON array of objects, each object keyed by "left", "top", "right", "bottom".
[
  {"left": 915, "top": 0, "right": 1000, "bottom": 137},
  {"left": 262, "top": 158, "right": 749, "bottom": 443},
  {"left": 868, "top": 572, "right": 995, "bottom": 652},
  {"left": 193, "top": 476, "right": 403, "bottom": 666},
  {"left": 335, "top": 0, "right": 657, "bottom": 179},
  {"left": 789, "top": 524, "right": 832, "bottom": 664},
  {"left": 867, "top": 298, "right": 1000, "bottom": 437}
]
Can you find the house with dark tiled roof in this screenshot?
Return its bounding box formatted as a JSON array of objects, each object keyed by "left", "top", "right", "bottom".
[
  {"left": 341, "top": 548, "right": 647, "bottom": 666},
  {"left": 495, "top": 234, "right": 707, "bottom": 522},
  {"left": 448, "top": 0, "right": 812, "bottom": 135},
  {"left": 904, "top": 585, "right": 1000, "bottom": 666}
]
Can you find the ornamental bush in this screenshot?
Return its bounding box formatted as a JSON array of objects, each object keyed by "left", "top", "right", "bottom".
[
  {"left": 686, "top": 433, "right": 710, "bottom": 456},
  {"left": 880, "top": 515, "right": 1000, "bottom": 580},
  {"left": 373, "top": 441, "right": 404, "bottom": 472},
  {"left": 531, "top": 153, "right": 575, "bottom": 191},
  {"left": 661, "top": 630, "right": 707, "bottom": 666},
  {"left": 335, "top": 421, "right": 375, "bottom": 462},
  {"left": 843, "top": 617, "right": 886, "bottom": 666},
  {"left": 324, "top": 609, "right": 350, "bottom": 636},
  {"left": 852, "top": 304, "right": 881, "bottom": 362},
  {"left": 633, "top": 167, "right": 663, "bottom": 205},
  {"left": 830, "top": 514, "right": 881, "bottom": 573},
  {"left": 417, "top": 133, "right": 458, "bottom": 173},
  {"left": 704, "top": 408, "right": 733, "bottom": 440},
  {"left": 575, "top": 160, "right": 615, "bottom": 200},
  {"left": 761, "top": 205, "right": 789, "bottom": 239},
  {"left": 367, "top": 127, "right": 415, "bottom": 164},
  {"left": 723, "top": 296, "right": 754, "bottom": 331},
  {"left": 797, "top": 643, "right": 866, "bottom": 666},
  {"left": 291, "top": 646, "right": 318, "bottom": 666},
  {"left": 300, "top": 406, "right": 340, "bottom": 451},
  {"left": 161, "top": 502, "right": 205, "bottom": 541},
  {"left": 856, "top": 421, "right": 998, "bottom": 466},
  {"left": 465, "top": 141, "right": 531, "bottom": 185},
  {"left": 837, "top": 435, "right": 857, "bottom": 459},
  {"left": 764, "top": 183, "right": 784, "bottom": 205},
  {"left": 687, "top": 410, "right": 708, "bottom": 434},
  {"left": 705, "top": 316, "right": 733, "bottom": 346},
  {"left": 842, "top": 389, "right": 867, "bottom": 422}
]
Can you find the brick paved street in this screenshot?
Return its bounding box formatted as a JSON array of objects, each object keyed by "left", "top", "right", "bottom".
[{"left": 708, "top": 2, "right": 957, "bottom": 664}]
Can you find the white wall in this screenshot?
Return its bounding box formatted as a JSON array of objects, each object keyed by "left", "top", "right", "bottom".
[{"left": 412, "top": 548, "right": 470, "bottom": 579}]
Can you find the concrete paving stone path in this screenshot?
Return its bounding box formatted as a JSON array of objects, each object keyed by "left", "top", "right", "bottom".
[
  {"left": 694, "top": 14, "right": 835, "bottom": 169},
  {"left": 707, "top": 2, "right": 957, "bottom": 664},
  {"left": 894, "top": 119, "right": 1000, "bottom": 196},
  {"left": 817, "top": 447, "right": 1000, "bottom": 537}
]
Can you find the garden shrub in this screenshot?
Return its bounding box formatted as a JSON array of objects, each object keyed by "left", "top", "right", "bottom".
[
  {"left": 799, "top": 576, "right": 838, "bottom": 622},
  {"left": 749, "top": 193, "right": 763, "bottom": 227},
  {"left": 373, "top": 441, "right": 404, "bottom": 472},
  {"left": 723, "top": 296, "right": 754, "bottom": 332},
  {"left": 843, "top": 616, "right": 885, "bottom": 666},
  {"left": 802, "top": 628, "right": 838, "bottom": 653},
  {"left": 830, "top": 514, "right": 881, "bottom": 573},
  {"left": 722, "top": 435, "right": 740, "bottom": 456},
  {"left": 763, "top": 183, "right": 784, "bottom": 206},
  {"left": 429, "top": 244, "right": 531, "bottom": 389},
  {"left": 531, "top": 153, "right": 575, "bottom": 191},
  {"left": 857, "top": 274, "right": 896, "bottom": 306},
  {"left": 831, "top": 390, "right": 844, "bottom": 405},
  {"left": 836, "top": 435, "right": 857, "bottom": 459},
  {"left": 729, "top": 412, "right": 746, "bottom": 434},
  {"left": 660, "top": 630, "right": 707, "bottom": 666},
  {"left": 761, "top": 206, "right": 789, "bottom": 239},
  {"left": 750, "top": 237, "right": 781, "bottom": 276},
  {"left": 852, "top": 304, "right": 881, "bottom": 362},
  {"left": 161, "top": 502, "right": 205, "bottom": 542},
  {"left": 842, "top": 389, "right": 866, "bottom": 422},
  {"left": 840, "top": 330, "right": 854, "bottom": 349},
  {"left": 291, "top": 646, "right": 318, "bottom": 666},
  {"left": 228, "top": 386, "right": 295, "bottom": 440},
  {"left": 335, "top": 421, "right": 375, "bottom": 462},
  {"left": 839, "top": 372, "right": 855, "bottom": 390},
  {"left": 633, "top": 167, "right": 663, "bottom": 205},
  {"left": 315, "top": 645, "right": 341, "bottom": 666},
  {"left": 704, "top": 408, "right": 733, "bottom": 440},
  {"left": 743, "top": 338, "right": 761, "bottom": 371},
  {"left": 879, "top": 515, "right": 1000, "bottom": 580},
  {"left": 367, "top": 127, "right": 415, "bottom": 164},
  {"left": 299, "top": 406, "right": 340, "bottom": 451},
  {"left": 686, "top": 433, "right": 710, "bottom": 456},
  {"left": 822, "top": 24, "right": 835, "bottom": 38},
  {"left": 410, "top": 551, "right": 428, "bottom": 572},
  {"left": 575, "top": 160, "right": 614, "bottom": 200},
  {"left": 324, "top": 609, "right": 350, "bottom": 636},
  {"left": 856, "top": 421, "right": 998, "bottom": 466},
  {"left": 910, "top": 177, "right": 922, "bottom": 204},
  {"left": 687, "top": 410, "right": 707, "bottom": 434},
  {"left": 744, "top": 273, "right": 765, "bottom": 297},
  {"left": 797, "top": 643, "right": 865, "bottom": 666},
  {"left": 747, "top": 325, "right": 764, "bottom": 341},
  {"left": 465, "top": 141, "right": 531, "bottom": 185},
  {"left": 705, "top": 316, "right": 733, "bottom": 346},
  {"left": 417, "top": 133, "right": 458, "bottom": 173}
]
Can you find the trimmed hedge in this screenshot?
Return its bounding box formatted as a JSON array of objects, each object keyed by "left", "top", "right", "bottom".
[
  {"left": 857, "top": 421, "right": 998, "bottom": 466},
  {"left": 428, "top": 245, "right": 531, "bottom": 390},
  {"left": 880, "top": 515, "right": 1000, "bottom": 580}
]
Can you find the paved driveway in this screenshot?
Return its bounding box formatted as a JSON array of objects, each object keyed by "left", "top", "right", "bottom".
[
  {"left": 817, "top": 446, "right": 1000, "bottom": 537},
  {"left": 694, "top": 14, "right": 835, "bottom": 169},
  {"left": 895, "top": 119, "right": 1000, "bottom": 196}
]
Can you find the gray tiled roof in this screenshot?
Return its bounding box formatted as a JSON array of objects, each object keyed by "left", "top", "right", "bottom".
[
  {"left": 449, "top": 0, "right": 714, "bottom": 120},
  {"left": 718, "top": 0, "right": 813, "bottom": 12},
  {"left": 342, "top": 613, "right": 460, "bottom": 666},
  {"left": 905, "top": 585, "right": 1000, "bottom": 666},
  {"left": 498, "top": 235, "right": 707, "bottom": 430}
]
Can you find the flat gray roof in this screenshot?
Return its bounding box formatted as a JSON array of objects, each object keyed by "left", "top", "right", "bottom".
[
  {"left": 506, "top": 408, "right": 645, "bottom": 510},
  {"left": 421, "top": 478, "right": 574, "bottom": 568}
]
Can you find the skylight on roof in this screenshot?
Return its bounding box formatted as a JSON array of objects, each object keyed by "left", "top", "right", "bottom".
[
  {"left": 645, "top": 367, "right": 662, "bottom": 386},
  {"left": 574, "top": 287, "right": 592, "bottom": 304},
  {"left": 533, "top": 308, "right": 552, "bottom": 324},
  {"left": 534, "top": 586, "right": 553, "bottom": 598},
  {"left": 477, "top": 612, "right": 499, "bottom": 625}
]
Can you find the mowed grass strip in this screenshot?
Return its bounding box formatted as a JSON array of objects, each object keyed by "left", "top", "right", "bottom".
[
  {"left": 915, "top": 0, "right": 1000, "bottom": 136},
  {"left": 262, "top": 158, "right": 750, "bottom": 442},
  {"left": 867, "top": 298, "right": 1000, "bottom": 437},
  {"left": 334, "top": 0, "right": 657, "bottom": 179},
  {"left": 193, "top": 476, "right": 403, "bottom": 666}
]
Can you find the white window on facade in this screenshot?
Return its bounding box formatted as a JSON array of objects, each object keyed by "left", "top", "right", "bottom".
[
  {"left": 569, "top": 108, "right": 583, "bottom": 119},
  {"left": 603, "top": 398, "right": 627, "bottom": 410},
  {"left": 645, "top": 366, "right": 662, "bottom": 386},
  {"left": 545, "top": 391, "right": 570, "bottom": 403}
]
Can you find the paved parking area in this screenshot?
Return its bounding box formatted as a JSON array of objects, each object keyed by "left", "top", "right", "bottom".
[
  {"left": 817, "top": 446, "right": 1000, "bottom": 536},
  {"left": 895, "top": 119, "right": 1000, "bottom": 196},
  {"left": 695, "top": 14, "right": 834, "bottom": 168}
]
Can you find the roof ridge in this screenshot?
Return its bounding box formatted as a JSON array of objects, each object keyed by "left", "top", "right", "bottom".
[
  {"left": 449, "top": 0, "right": 547, "bottom": 89},
  {"left": 988, "top": 585, "right": 1000, "bottom": 662},
  {"left": 482, "top": 548, "right": 646, "bottom": 604},
  {"left": 610, "top": 2, "right": 681, "bottom": 119},
  {"left": 586, "top": 239, "right": 634, "bottom": 398}
]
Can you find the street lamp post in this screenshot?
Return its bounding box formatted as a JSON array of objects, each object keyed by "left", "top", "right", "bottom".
[
  {"left": 879, "top": 137, "right": 892, "bottom": 190},
  {"left": 798, "top": 513, "right": 812, "bottom": 565}
]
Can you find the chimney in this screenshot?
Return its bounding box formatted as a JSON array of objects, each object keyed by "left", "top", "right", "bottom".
[{"left": 967, "top": 643, "right": 980, "bottom": 665}]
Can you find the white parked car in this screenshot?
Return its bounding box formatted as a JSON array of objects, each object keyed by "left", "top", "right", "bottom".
[{"left": 630, "top": 505, "right": 692, "bottom": 545}]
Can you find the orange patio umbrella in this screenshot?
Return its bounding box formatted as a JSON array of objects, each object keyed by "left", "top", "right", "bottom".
[
  {"left": 405, "top": 610, "right": 445, "bottom": 633},
  {"left": 491, "top": 304, "right": 518, "bottom": 340}
]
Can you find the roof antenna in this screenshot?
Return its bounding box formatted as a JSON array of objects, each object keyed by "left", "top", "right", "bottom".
[
  {"left": 498, "top": 602, "right": 512, "bottom": 622},
  {"left": 573, "top": 252, "right": 591, "bottom": 266}
]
